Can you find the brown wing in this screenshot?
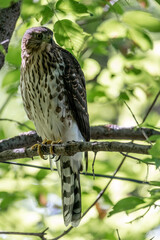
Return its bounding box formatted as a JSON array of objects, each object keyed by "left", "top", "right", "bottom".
[{"left": 59, "top": 48, "right": 90, "bottom": 141}]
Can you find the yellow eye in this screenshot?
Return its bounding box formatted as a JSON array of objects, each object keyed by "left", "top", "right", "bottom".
[{"left": 37, "top": 33, "right": 43, "bottom": 39}]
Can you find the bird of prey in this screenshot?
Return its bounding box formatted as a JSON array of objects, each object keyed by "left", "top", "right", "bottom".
[{"left": 20, "top": 26, "right": 90, "bottom": 227}]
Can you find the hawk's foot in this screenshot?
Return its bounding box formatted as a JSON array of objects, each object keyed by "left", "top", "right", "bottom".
[
  {"left": 49, "top": 140, "right": 62, "bottom": 155},
  {"left": 31, "top": 139, "right": 62, "bottom": 159},
  {"left": 31, "top": 143, "right": 46, "bottom": 159}
]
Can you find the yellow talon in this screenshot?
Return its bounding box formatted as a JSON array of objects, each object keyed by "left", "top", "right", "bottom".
[
  {"left": 31, "top": 143, "right": 45, "bottom": 159},
  {"left": 50, "top": 140, "right": 62, "bottom": 155},
  {"left": 31, "top": 139, "right": 62, "bottom": 159}
]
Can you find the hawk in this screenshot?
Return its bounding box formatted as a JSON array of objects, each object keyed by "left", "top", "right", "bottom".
[{"left": 20, "top": 26, "right": 90, "bottom": 227}]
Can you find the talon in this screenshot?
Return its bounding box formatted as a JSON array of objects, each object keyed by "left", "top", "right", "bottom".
[
  {"left": 50, "top": 145, "right": 54, "bottom": 155},
  {"left": 50, "top": 140, "right": 62, "bottom": 155},
  {"left": 31, "top": 143, "right": 46, "bottom": 159},
  {"left": 31, "top": 139, "right": 62, "bottom": 160}
]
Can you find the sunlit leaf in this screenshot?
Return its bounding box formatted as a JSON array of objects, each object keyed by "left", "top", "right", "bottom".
[
  {"left": 56, "top": 0, "right": 88, "bottom": 15},
  {"left": 149, "top": 188, "right": 160, "bottom": 198},
  {"left": 148, "top": 135, "right": 160, "bottom": 141},
  {"left": 54, "top": 19, "right": 89, "bottom": 53},
  {"left": 0, "top": 44, "right": 6, "bottom": 55},
  {"left": 36, "top": 5, "right": 53, "bottom": 25},
  {"left": 95, "top": 19, "right": 127, "bottom": 41},
  {"left": 0, "top": 192, "right": 24, "bottom": 210},
  {"left": 108, "top": 1, "right": 124, "bottom": 15},
  {"left": 6, "top": 45, "right": 21, "bottom": 67},
  {"left": 123, "top": 11, "right": 160, "bottom": 32},
  {"left": 128, "top": 28, "right": 153, "bottom": 51},
  {"left": 21, "top": 0, "right": 42, "bottom": 20},
  {"left": 149, "top": 139, "right": 160, "bottom": 168},
  {"left": 2, "top": 69, "right": 20, "bottom": 88},
  {"left": 108, "top": 197, "right": 145, "bottom": 216},
  {"left": 35, "top": 170, "right": 49, "bottom": 181},
  {"left": 0, "top": 0, "right": 18, "bottom": 8},
  {"left": 150, "top": 181, "right": 160, "bottom": 187}
]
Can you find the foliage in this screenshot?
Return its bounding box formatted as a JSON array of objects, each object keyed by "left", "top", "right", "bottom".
[{"left": 1, "top": 0, "right": 160, "bottom": 239}]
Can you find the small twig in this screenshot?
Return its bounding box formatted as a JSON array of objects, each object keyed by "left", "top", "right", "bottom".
[
  {"left": 0, "top": 93, "right": 13, "bottom": 115},
  {"left": 142, "top": 90, "right": 160, "bottom": 124},
  {"left": 120, "top": 152, "right": 154, "bottom": 165},
  {"left": 0, "top": 228, "right": 48, "bottom": 240},
  {"left": 128, "top": 206, "right": 151, "bottom": 223},
  {"left": 0, "top": 39, "right": 9, "bottom": 45},
  {"left": 124, "top": 101, "right": 152, "bottom": 144},
  {"left": 92, "top": 151, "right": 97, "bottom": 180},
  {"left": 116, "top": 229, "right": 121, "bottom": 240},
  {"left": 50, "top": 226, "right": 73, "bottom": 240},
  {"left": 0, "top": 161, "right": 151, "bottom": 185},
  {"left": 0, "top": 118, "right": 34, "bottom": 131}
]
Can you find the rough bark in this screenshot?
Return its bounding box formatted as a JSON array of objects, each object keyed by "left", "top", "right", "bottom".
[
  {"left": 0, "top": 1, "right": 21, "bottom": 69},
  {"left": 0, "top": 141, "right": 151, "bottom": 161},
  {"left": 0, "top": 125, "right": 159, "bottom": 153}
]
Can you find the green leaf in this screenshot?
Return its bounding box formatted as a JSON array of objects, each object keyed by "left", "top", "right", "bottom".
[
  {"left": 108, "top": 197, "right": 145, "bottom": 217},
  {"left": 149, "top": 139, "right": 160, "bottom": 167},
  {"left": 123, "top": 11, "right": 160, "bottom": 32},
  {"left": 108, "top": 1, "right": 124, "bottom": 15},
  {"left": 95, "top": 19, "right": 127, "bottom": 41},
  {"left": 0, "top": 192, "right": 24, "bottom": 210},
  {"left": 119, "top": 91, "right": 130, "bottom": 101},
  {"left": 35, "top": 170, "right": 49, "bottom": 181},
  {"left": 21, "top": 0, "right": 42, "bottom": 20},
  {"left": 56, "top": 0, "right": 88, "bottom": 15},
  {"left": 54, "top": 19, "right": 89, "bottom": 53},
  {"left": 150, "top": 181, "right": 160, "bottom": 187},
  {"left": 149, "top": 188, "right": 160, "bottom": 198},
  {"left": 128, "top": 28, "right": 153, "bottom": 51},
  {"left": 2, "top": 69, "right": 20, "bottom": 88},
  {"left": 149, "top": 135, "right": 160, "bottom": 141},
  {"left": 0, "top": 0, "right": 18, "bottom": 8},
  {"left": 36, "top": 5, "right": 53, "bottom": 25},
  {"left": 0, "top": 44, "right": 6, "bottom": 55},
  {"left": 6, "top": 45, "right": 21, "bottom": 67},
  {"left": 87, "top": 84, "right": 106, "bottom": 103},
  {"left": 155, "top": 0, "right": 160, "bottom": 4}
]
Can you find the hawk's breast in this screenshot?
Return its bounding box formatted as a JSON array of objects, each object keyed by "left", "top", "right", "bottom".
[{"left": 21, "top": 48, "right": 72, "bottom": 141}]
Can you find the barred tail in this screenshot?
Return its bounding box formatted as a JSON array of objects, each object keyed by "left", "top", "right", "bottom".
[{"left": 60, "top": 156, "right": 81, "bottom": 227}]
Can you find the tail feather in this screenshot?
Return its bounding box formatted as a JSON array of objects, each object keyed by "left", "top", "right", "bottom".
[{"left": 60, "top": 156, "right": 81, "bottom": 227}]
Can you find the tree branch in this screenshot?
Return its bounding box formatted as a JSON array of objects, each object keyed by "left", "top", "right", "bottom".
[
  {"left": 0, "top": 228, "right": 48, "bottom": 240},
  {"left": 0, "top": 125, "right": 158, "bottom": 153},
  {"left": 0, "top": 141, "right": 151, "bottom": 161},
  {"left": 0, "top": 1, "right": 21, "bottom": 69}
]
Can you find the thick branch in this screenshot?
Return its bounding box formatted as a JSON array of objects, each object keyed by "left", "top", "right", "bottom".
[
  {"left": 0, "top": 1, "right": 21, "bottom": 69},
  {"left": 0, "top": 125, "right": 158, "bottom": 153},
  {"left": 0, "top": 141, "right": 151, "bottom": 161}
]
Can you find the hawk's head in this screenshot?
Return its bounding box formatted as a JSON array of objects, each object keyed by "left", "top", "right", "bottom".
[{"left": 22, "top": 26, "right": 53, "bottom": 52}]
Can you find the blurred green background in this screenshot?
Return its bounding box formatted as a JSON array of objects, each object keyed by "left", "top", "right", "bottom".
[{"left": 1, "top": 0, "right": 160, "bottom": 239}]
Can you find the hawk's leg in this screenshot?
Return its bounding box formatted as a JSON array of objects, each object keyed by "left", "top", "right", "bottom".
[{"left": 31, "top": 139, "right": 62, "bottom": 159}]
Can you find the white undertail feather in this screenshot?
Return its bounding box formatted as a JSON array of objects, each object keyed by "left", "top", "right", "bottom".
[
  {"left": 56, "top": 122, "right": 83, "bottom": 227},
  {"left": 60, "top": 154, "right": 82, "bottom": 227}
]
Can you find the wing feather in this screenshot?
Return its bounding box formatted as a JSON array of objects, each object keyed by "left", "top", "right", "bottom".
[{"left": 59, "top": 48, "right": 90, "bottom": 141}]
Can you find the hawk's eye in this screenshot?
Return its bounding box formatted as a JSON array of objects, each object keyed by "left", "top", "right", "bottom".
[{"left": 36, "top": 33, "right": 43, "bottom": 39}]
